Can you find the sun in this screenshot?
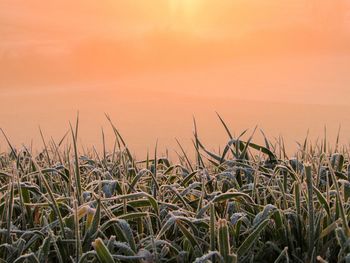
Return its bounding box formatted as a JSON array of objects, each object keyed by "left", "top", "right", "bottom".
[
  {"left": 169, "top": 0, "right": 200, "bottom": 17},
  {"left": 168, "top": 0, "right": 200, "bottom": 30}
]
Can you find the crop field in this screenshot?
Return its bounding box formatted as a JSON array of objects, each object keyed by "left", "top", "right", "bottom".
[{"left": 0, "top": 116, "right": 349, "bottom": 263}]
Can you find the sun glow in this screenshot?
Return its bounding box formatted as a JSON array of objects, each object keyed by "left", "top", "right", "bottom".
[
  {"left": 169, "top": 0, "right": 200, "bottom": 13},
  {"left": 167, "top": 0, "right": 201, "bottom": 31}
]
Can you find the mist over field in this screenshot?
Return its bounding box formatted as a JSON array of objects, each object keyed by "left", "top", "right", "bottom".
[{"left": 2, "top": 2, "right": 350, "bottom": 263}]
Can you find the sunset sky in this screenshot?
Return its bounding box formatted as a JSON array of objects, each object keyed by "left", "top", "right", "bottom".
[{"left": 1, "top": 0, "right": 350, "bottom": 155}]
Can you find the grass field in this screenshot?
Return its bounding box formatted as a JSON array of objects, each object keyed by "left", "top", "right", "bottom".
[{"left": 0, "top": 115, "right": 349, "bottom": 263}]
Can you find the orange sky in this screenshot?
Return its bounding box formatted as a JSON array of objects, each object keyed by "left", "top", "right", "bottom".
[
  {"left": 1, "top": 1, "right": 350, "bottom": 156},
  {"left": 1, "top": 0, "right": 350, "bottom": 85}
]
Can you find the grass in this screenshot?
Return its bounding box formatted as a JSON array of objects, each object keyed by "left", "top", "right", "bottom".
[{"left": 0, "top": 115, "right": 350, "bottom": 262}]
